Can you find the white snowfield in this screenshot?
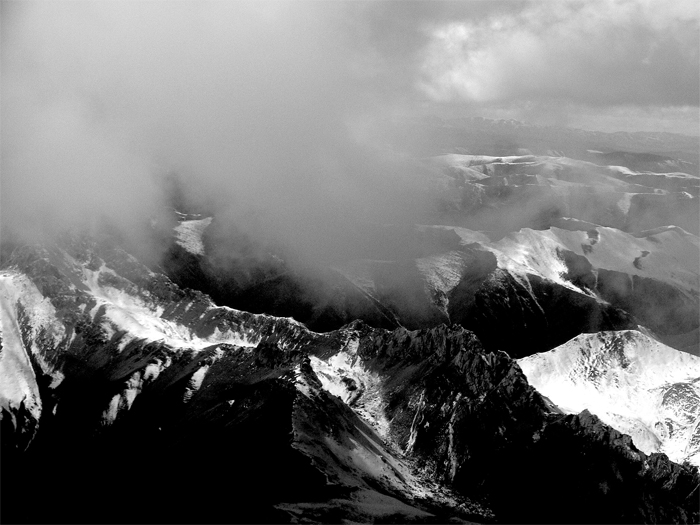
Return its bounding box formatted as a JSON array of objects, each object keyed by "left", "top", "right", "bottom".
[{"left": 518, "top": 330, "right": 700, "bottom": 466}]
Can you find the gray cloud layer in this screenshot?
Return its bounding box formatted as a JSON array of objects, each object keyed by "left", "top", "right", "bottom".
[
  {"left": 2, "top": 2, "right": 431, "bottom": 253},
  {"left": 2, "top": 1, "right": 697, "bottom": 259},
  {"left": 420, "top": 0, "right": 699, "bottom": 107}
]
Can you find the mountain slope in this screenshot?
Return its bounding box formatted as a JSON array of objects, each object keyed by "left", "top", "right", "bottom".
[{"left": 1, "top": 235, "right": 698, "bottom": 523}]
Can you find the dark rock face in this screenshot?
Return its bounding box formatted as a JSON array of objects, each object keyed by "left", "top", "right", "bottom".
[
  {"left": 597, "top": 269, "right": 699, "bottom": 337},
  {"left": 356, "top": 324, "right": 549, "bottom": 483},
  {"left": 3, "top": 351, "right": 331, "bottom": 524},
  {"left": 523, "top": 411, "right": 700, "bottom": 525},
  {"left": 162, "top": 240, "right": 402, "bottom": 333},
  {"left": 447, "top": 266, "right": 635, "bottom": 358}
]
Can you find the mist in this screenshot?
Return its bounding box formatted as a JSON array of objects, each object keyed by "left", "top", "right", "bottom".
[
  {"left": 420, "top": 0, "right": 699, "bottom": 105},
  {"left": 2, "top": 1, "right": 698, "bottom": 268},
  {"left": 0, "top": 1, "right": 440, "bottom": 265}
]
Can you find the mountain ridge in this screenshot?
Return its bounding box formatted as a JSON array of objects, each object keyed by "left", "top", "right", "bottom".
[{"left": 1, "top": 234, "right": 698, "bottom": 523}]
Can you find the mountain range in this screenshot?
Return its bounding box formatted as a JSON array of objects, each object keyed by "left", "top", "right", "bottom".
[{"left": 1, "top": 119, "right": 699, "bottom": 523}]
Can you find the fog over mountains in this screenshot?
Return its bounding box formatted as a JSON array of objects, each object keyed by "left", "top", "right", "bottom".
[
  {"left": 1, "top": 1, "right": 699, "bottom": 524},
  {"left": 2, "top": 117, "right": 699, "bottom": 523}
]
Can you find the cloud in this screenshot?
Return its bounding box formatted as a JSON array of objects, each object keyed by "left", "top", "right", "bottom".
[
  {"left": 1, "top": 0, "right": 697, "bottom": 265},
  {"left": 420, "top": 0, "right": 700, "bottom": 107},
  {"left": 0, "top": 1, "right": 440, "bottom": 260}
]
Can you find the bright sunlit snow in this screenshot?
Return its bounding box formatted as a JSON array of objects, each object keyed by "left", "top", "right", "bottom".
[
  {"left": 0, "top": 273, "right": 43, "bottom": 424},
  {"left": 518, "top": 330, "right": 700, "bottom": 466},
  {"left": 0, "top": 270, "right": 68, "bottom": 426},
  {"left": 83, "top": 264, "right": 257, "bottom": 351}
]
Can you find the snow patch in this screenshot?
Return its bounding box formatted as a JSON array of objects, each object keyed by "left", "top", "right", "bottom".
[
  {"left": 101, "top": 370, "right": 144, "bottom": 425},
  {"left": 208, "top": 326, "right": 257, "bottom": 348},
  {"left": 415, "top": 251, "right": 467, "bottom": 310},
  {"left": 617, "top": 193, "right": 634, "bottom": 215},
  {"left": 212, "top": 347, "right": 226, "bottom": 362},
  {"left": 490, "top": 229, "right": 584, "bottom": 293},
  {"left": 174, "top": 217, "right": 213, "bottom": 256}
]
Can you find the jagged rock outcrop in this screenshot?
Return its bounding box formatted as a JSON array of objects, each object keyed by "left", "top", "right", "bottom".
[{"left": 344, "top": 324, "right": 700, "bottom": 523}]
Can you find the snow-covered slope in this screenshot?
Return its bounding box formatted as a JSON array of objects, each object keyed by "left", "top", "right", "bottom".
[
  {"left": 82, "top": 262, "right": 257, "bottom": 352},
  {"left": 501, "top": 225, "right": 699, "bottom": 295},
  {"left": 430, "top": 222, "right": 699, "bottom": 300},
  {"left": 0, "top": 271, "right": 66, "bottom": 429},
  {"left": 518, "top": 330, "right": 700, "bottom": 466},
  {"left": 0, "top": 273, "right": 45, "bottom": 426},
  {"left": 404, "top": 221, "right": 699, "bottom": 355}
]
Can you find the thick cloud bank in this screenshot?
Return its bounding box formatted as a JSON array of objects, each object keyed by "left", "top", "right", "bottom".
[
  {"left": 2, "top": 1, "right": 697, "bottom": 260},
  {"left": 1, "top": 2, "right": 433, "bottom": 257},
  {"left": 420, "top": 0, "right": 699, "bottom": 106}
]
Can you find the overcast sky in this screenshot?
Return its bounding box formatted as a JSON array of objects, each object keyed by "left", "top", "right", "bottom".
[
  {"left": 1, "top": 0, "right": 698, "bottom": 251},
  {"left": 418, "top": 0, "right": 699, "bottom": 132}
]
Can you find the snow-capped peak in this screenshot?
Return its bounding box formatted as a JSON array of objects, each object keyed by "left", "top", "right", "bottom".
[{"left": 518, "top": 330, "right": 700, "bottom": 466}]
